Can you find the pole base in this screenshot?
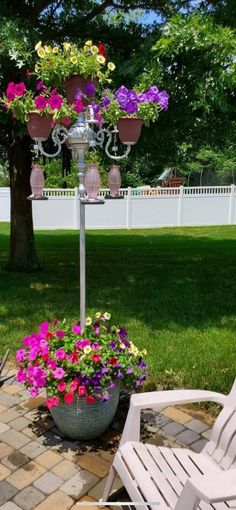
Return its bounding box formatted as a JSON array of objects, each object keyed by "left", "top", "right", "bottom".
[
  {"left": 105, "top": 194, "right": 124, "bottom": 199},
  {"left": 80, "top": 198, "right": 105, "bottom": 205},
  {"left": 27, "top": 195, "right": 48, "bottom": 201}
]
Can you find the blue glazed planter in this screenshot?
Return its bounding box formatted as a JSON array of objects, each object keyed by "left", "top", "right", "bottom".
[{"left": 50, "top": 385, "right": 120, "bottom": 440}]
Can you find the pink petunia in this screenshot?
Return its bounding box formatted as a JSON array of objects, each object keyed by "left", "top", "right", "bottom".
[
  {"left": 46, "top": 359, "right": 57, "bottom": 370},
  {"left": 16, "top": 349, "right": 26, "bottom": 363},
  {"left": 53, "top": 367, "right": 65, "bottom": 380},
  {"left": 55, "top": 348, "right": 66, "bottom": 360},
  {"left": 51, "top": 88, "right": 58, "bottom": 95},
  {"left": 69, "top": 380, "right": 78, "bottom": 392},
  {"left": 45, "top": 396, "right": 60, "bottom": 409},
  {"left": 72, "top": 325, "right": 81, "bottom": 335},
  {"left": 64, "top": 392, "right": 75, "bottom": 404},
  {"left": 56, "top": 329, "right": 65, "bottom": 339},
  {"left": 16, "top": 368, "right": 27, "bottom": 383},
  {"left": 91, "top": 354, "right": 101, "bottom": 363},
  {"left": 74, "top": 99, "right": 84, "bottom": 113},
  {"left": 6, "top": 82, "right": 15, "bottom": 101},
  {"left": 86, "top": 395, "right": 96, "bottom": 404},
  {"left": 34, "top": 96, "right": 47, "bottom": 110},
  {"left": 78, "top": 385, "right": 86, "bottom": 397},
  {"left": 14, "top": 82, "right": 26, "bottom": 96},
  {"left": 57, "top": 381, "right": 67, "bottom": 392},
  {"left": 48, "top": 95, "right": 63, "bottom": 110},
  {"left": 36, "top": 80, "right": 45, "bottom": 91},
  {"left": 29, "top": 387, "right": 39, "bottom": 397},
  {"left": 61, "top": 117, "right": 71, "bottom": 126}
]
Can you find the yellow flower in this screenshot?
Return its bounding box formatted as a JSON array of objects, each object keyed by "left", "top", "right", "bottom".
[
  {"left": 91, "top": 45, "right": 98, "bottom": 54},
  {"left": 70, "top": 56, "right": 78, "bottom": 65},
  {"left": 131, "top": 347, "right": 139, "bottom": 356},
  {"left": 111, "top": 325, "right": 117, "bottom": 332},
  {"left": 120, "top": 343, "right": 126, "bottom": 350},
  {"left": 52, "top": 47, "right": 59, "bottom": 53},
  {"left": 86, "top": 317, "right": 92, "bottom": 326},
  {"left": 95, "top": 312, "right": 101, "bottom": 319},
  {"left": 35, "top": 41, "right": 42, "bottom": 51},
  {"left": 107, "top": 78, "right": 112, "bottom": 84},
  {"left": 35, "top": 64, "right": 40, "bottom": 72},
  {"left": 45, "top": 45, "right": 52, "bottom": 54},
  {"left": 84, "top": 346, "right": 91, "bottom": 354},
  {"left": 108, "top": 62, "right": 115, "bottom": 71},
  {"left": 37, "top": 47, "right": 45, "bottom": 58},
  {"left": 96, "top": 71, "right": 102, "bottom": 78},
  {"left": 104, "top": 312, "right": 111, "bottom": 320},
  {"left": 85, "top": 40, "right": 93, "bottom": 46},
  {"left": 97, "top": 55, "right": 105, "bottom": 65},
  {"left": 142, "top": 349, "right": 147, "bottom": 356},
  {"left": 63, "top": 42, "right": 71, "bottom": 51},
  {"left": 83, "top": 45, "right": 89, "bottom": 53}
]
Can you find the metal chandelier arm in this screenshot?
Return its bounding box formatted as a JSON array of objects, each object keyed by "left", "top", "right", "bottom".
[
  {"left": 95, "top": 126, "right": 131, "bottom": 160},
  {"left": 33, "top": 126, "right": 68, "bottom": 158}
]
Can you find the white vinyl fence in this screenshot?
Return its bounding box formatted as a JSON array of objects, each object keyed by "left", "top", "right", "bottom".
[{"left": 1, "top": 185, "right": 236, "bottom": 230}]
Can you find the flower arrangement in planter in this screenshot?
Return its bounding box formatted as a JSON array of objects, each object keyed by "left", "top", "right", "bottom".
[
  {"left": 16, "top": 313, "right": 148, "bottom": 439},
  {"left": 2, "top": 80, "right": 74, "bottom": 123},
  {"left": 34, "top": 40, "right": 116, "bottom": 93},
  {"left": 101, "top": 85, "right": 169, "bottom": 143}
]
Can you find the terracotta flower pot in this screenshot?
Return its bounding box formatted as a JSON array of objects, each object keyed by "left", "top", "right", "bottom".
[
  {"left": 65, "top": 74, "right": 95, "bottom": 104},
  {"left": 27, "top": 112, "right": 53, "bottom": 141},
  {"left": 117, "top": 117, "right": 143, "bottom": 145}
]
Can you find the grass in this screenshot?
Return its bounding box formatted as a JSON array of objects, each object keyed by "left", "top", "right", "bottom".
[{"left": 0, "top": 222, "right": 236, "bottom": 395}]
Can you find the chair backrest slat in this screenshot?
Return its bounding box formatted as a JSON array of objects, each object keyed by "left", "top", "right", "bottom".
[{"left": 204, "top": 402, "right": 236, "bottom": 469}]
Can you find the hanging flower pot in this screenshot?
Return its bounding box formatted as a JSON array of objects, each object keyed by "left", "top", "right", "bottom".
[
  {"left": 117, "top": 117, "right": 143, "bottom": 145},
  {"left": 27, "top": 112, "right": 53, "bottom": 141},
  {"left": 65, "top": 75, "right": 95, "bottom": 104}
]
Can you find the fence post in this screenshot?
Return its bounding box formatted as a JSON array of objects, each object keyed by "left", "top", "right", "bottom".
[
  {"left": 127, "top": 187, "right": 132, "bottom": 229},
  {"left": 74, "top": 187, "right": 79, "bottom": 230},
  {"left": 177, "top": 186, "right": 184, "bottom": 226},
  {"left": 228, "top": 184, "right": 235, "bottom": 225}
]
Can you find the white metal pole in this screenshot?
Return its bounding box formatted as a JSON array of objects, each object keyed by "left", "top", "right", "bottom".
[{"left": 77, "top": 148, "right": 87, "bottom": 329}]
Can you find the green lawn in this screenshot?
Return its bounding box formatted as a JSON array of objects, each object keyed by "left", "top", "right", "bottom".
[{"left": 0, "top": 222, "right": 236, "bottom": 394}]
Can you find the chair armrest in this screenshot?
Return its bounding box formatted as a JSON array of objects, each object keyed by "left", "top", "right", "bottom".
[
  {"left": 130, "top": 389, "right": 226, "bottom": 409},
  {"left": 190, "top": 469, "right": 236, "bottom": 502},
  {"left": 120, "top": 389, "right": 226, "bottom": 445},
  {"left": 174, "top": 470, "right": 236, "bottom": 510}
]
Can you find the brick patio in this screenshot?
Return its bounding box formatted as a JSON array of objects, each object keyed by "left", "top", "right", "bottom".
[{"left": 0, "top": 373, "right": 211, "bottom": 509}]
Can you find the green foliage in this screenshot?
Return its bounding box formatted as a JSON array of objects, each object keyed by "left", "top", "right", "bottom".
[{"left": 0, "top": 164, "right": 10, "bottom": 186}]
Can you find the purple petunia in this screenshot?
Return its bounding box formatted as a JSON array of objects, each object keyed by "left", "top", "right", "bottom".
[
  {"left": 85, "top": 82, "right": 96, "bottom": 96},
  {"left": 75, "top": 88, "right": 83, "bottom": 100},
  {"left": 157, "top": 90, "right": 169, "bottom": 111},
  {"left": 118, "top": 328, "right": 127, "bottom": 341}
]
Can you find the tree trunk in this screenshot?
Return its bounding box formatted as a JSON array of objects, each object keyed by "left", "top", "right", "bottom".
[{"left": 7, "top": 129, "right": 40, "bottom": 272}]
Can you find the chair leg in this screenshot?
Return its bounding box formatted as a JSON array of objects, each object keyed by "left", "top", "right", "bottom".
[{"left": 102, "top": 465, "right": 117, "bottom": 502}]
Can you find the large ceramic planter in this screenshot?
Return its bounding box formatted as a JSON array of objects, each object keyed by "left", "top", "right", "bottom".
[
  {"left": 117, "top": 117, "right": 143, "bottom": 145},
  {"left": 27, "top": 112, "right": 53, "bottom": 141},
  {"left": 65, "top": 74, "right": 95, "bottom": 104},
  {"left": 49, "top": 385, "right": 120, "bottom": 440}
]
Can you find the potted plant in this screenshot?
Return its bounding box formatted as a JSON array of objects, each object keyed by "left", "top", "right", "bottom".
[
  {"left": 100, "top": 85, "right": 169, "bottom": 144},
  {"left": 34, "top": 40, "right": 116, "bottom": 103},
  {"left": 16, "top": 312, "right": 148, "bottom": 440},
  {"left": 1, "top": 80, "right": 80, "bottom": 139}
]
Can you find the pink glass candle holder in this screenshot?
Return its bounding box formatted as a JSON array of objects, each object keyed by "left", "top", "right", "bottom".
[
  {"left": 30, "top": 164, "right": 45, "bottom": 198},
  {"left": 108, "top": 165, "right": 121, "bottom": 196},
  {"left": 85, "top": 163, "right": 101, "bottom": 200}
]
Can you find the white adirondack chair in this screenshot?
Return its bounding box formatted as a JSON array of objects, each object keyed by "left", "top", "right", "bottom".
[{"left": 102, "top": 381, "right": 236, "bottom": 510}]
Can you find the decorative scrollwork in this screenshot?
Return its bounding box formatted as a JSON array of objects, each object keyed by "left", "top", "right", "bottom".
[{"left": 34, "top": 119, "right": 131, "bottom": 160}]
